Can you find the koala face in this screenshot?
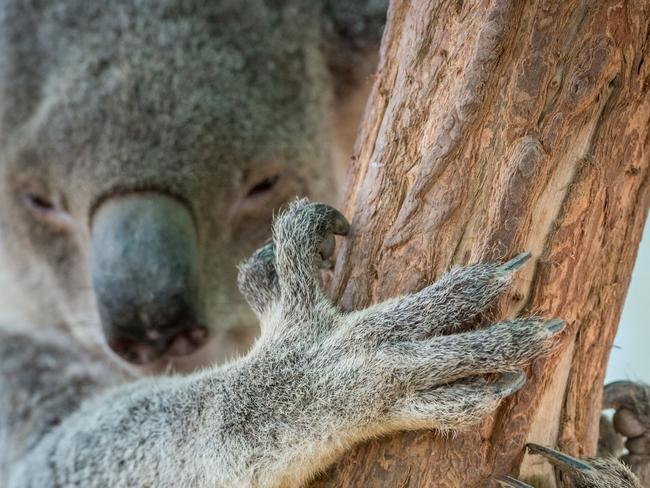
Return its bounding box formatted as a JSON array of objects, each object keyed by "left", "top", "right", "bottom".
[{"left": 0, "top": 0, "right": 384, "bottom": 371}]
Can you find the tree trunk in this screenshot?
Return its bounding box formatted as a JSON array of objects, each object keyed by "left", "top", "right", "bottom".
[{"left": 314, "top": 0, "right": 650, "bottom": 486}]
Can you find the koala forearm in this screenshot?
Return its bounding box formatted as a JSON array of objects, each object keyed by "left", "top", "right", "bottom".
[
  {"left": 3, "top": 334, "right": 350, "bottom": 488},
  {"left": 0, "top": 327, "right": 130, "bottom": 478},
  {"left": 11, "top": 374, "right": 225, "bottom": 487}
]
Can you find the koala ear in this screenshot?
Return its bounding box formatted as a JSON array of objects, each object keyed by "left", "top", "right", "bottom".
[{"left": 321, "top": 0, "right": 388, "bottom": 95}]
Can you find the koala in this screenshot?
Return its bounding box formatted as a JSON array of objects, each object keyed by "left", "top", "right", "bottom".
[
  {"left": 0, "top": 200, "right": 567, "bottom": 487},
  {"left": 497, "top": 443, "right": 642, "bottom": 488},
  {"left": 0, "top": 0, "right": 385, "bottom": 371},
  {"left": 497, "top": 381, "right": 650, "bottom": 488},
  {"left": 600, "top": 382, "right": 650, "bottom": 485}
]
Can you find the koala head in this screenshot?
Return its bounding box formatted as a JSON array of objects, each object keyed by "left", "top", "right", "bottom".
[{"left": 0, "top": 0, "right": 386, "bottom": 370}]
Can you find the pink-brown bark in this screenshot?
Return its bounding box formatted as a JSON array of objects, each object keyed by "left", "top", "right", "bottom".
[{"left": 314, "top": 0, "right": 650, "bottom": 486}]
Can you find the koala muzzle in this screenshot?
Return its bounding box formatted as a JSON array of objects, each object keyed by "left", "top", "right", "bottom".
[{"left": 91, "top": 194, "right": 207, "bottom": 364}]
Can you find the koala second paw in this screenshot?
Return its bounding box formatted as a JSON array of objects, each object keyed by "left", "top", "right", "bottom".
[
  {"left": 497, "top": 443, "right": 642, "bottom": 488},
  {"left": 602, "top": 381, "right": 650, "bottom": 486}
]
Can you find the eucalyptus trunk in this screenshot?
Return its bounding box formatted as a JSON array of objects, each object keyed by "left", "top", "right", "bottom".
[{"left": 314, "top": 0, "right": 650, "bottom": 486}]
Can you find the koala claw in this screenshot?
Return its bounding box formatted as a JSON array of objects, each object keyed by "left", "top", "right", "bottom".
[
  {"left": 496, "top": 476, "right": 534, "bottom": 488},
  {"left": 526, "top": 443, "right": 596, "bottom": 474},
  {"left": 323, "top": 205, "right": 350, "bottom": 236},
  {"left": 544, "top": 318, "right": 565, "bottom": 334},
  {"left": 499, "top": 252, "right": 532, "bottom": 274},
  {"left": 495, "top": 371, "right": 527, "bottom": 397}
]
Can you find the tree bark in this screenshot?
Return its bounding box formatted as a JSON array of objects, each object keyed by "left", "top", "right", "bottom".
[{"left": 314, "top": 0, "right": 650, "bottom": 486}]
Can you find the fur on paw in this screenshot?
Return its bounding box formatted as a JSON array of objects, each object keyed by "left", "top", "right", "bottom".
[{"left": 239, "top": 202, "right": 564, "bottom": 439}]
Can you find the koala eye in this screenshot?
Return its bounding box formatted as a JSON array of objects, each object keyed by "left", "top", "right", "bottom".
[
  {"left": 245, "top": 174, "right": 280, "bottom": 198},
  {"left": 25, "top": 192, "right": 55, "bottom": 212},
  {"left": 23, "top": 191, "right": 74, "bottom": 230},
  {"left": 230, "top": 165, "right": 306, "bottom": 244}
]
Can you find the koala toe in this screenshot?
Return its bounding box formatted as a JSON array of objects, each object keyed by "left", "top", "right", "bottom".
[
  {"left": 273, "top": 200, "right": 349, "bottom": 256},
  {"left": 381, "top": 317, "right": 563, "bottom": 387},
  {"left": 615, "top": 408, "right": 647, "bottom": 439},
  {"left": 388, "top": 372, "right": 526, "bottom": 431},
  {"left": 626, "top": 434, "right": 650, "bottom": 455}
]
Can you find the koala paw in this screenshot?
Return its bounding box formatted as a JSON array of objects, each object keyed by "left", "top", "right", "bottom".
[
  {"left": 497, "top": 443, "right": 642, "bottom": 488},
  {"left": 237, "top": 200, "right": 564, "bottom": 442},
  {"left": 602, "top": 381, "right": 650, "bottom": 486}
]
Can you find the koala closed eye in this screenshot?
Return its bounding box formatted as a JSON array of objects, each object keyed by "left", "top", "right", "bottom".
[
  {"left": 229, "top": 164, "right": 307, "bottom": 247},
  {"left": 245, "top": 173, "right": 280, "bottom": 197},
  {"left": 22, "top": 190, "right": 74, "bottom": 231}
]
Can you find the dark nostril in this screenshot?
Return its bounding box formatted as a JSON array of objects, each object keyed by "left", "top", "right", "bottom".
[
  {"left": 166, "top": 326, "right": 209, "bottom": 357},
  {"left": 108, "top": 337, "right": 160, "bottom": 365},
  {"left": 107, "top": 326, "right": 209, "bottom": 364}
]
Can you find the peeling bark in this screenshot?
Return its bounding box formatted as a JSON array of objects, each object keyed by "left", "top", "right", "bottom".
[{"left": 313, "top": 0, "right": 650, "bottom": 486}]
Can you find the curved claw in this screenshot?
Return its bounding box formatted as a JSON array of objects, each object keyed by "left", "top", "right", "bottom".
[
  {"left": 328, "top": 206, "right": 350, "bottom": 236},
  {"left": 499, "top": 252, "right": 532, "bottom": 273},
  {"left": 496, "top": 475, "right": 534, "bottom": 488},
  {"left": 495, "top": 371, "right": 527, "bottom": 397},
  {"left": 309, "top": 203, "right": 350, "bottom": 236},
  {"left": 526, "top": 443, "right": 596, "bottom": 475},
  {"left": 544, "top": 319, "right": 565, "bottom": 334}
]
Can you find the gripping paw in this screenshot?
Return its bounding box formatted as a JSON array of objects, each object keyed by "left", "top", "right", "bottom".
[
  {"left": 496, "top": 443, "right": 642, "bottom": 488},
  {"left": 240, "top": 202, "right": 564, "bottom": 448},
  {"left": 273, "top": 199, "right": 349, "bottom": 266},
  {"left": 237, "top": 200, "right": 350, "bottom": 316},
  {"left": 272, "top": 200, "right": 350, "bottom": 310},
  {"left": 351, "top": 252, "right": 534, "bottom": 341}
]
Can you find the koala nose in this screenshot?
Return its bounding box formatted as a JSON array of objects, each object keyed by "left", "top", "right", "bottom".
[{"left": 91, "top": 193, "right": 208, "bottom": 364}]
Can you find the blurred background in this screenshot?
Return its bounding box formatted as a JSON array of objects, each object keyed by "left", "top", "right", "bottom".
[{"left": 606, "top": 218, "right": 649, "bottom": 384}]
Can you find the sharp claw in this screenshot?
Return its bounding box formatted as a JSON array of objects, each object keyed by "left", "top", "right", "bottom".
[
  {"left": 526, "top": 443, "right": 597, "bottom": 474},
  {"left": 544, "top": 319, "right": 565, "bottom": 334},
  {"left": 495, "top": 371, "right": 527, "bottom": 397},
  {"left": 309, "top": 203, "right": 350, "bottom": 235},
  {"left": 259, "top": 241, "right": 275, "bottom": 260},
  {"left": 499, "top": 252, "right": 532, "bottom": 273},
  {"left": 495, "top": 475, "right": 535, "bottom": 488}
]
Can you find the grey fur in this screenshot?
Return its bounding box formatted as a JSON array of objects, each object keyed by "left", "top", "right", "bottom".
[
  {"left": 0, "top": 1, "right": 626, "bottom": 485},
  {"left": 567, "top": 457, "right": 642, "bottom": 488},
  {"left": 0, "top": 0, "right": 386, "bottom": 367},
  {"left": 1, "top": 200, "right": 564, "bottom": 487}
]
